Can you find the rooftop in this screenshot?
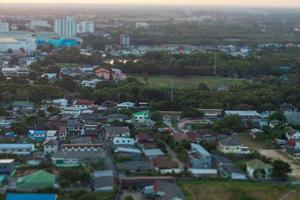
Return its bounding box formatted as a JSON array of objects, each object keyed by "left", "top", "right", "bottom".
[
  {"left": 6, "top": 193, "right": 57, "bottom": 200},
  {"left": 0, "top": 159, "right": 15, "bottom": 164}
]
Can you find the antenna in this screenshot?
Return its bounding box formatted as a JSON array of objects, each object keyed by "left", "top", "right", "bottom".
[
  {"left": 171, "top": 81, "right": 174, "bottom": 102},
  {"left": 214, "top": 52, "right": 217, "bottom": 76}
]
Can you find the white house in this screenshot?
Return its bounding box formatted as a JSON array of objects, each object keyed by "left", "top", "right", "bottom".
[
  {"left": 43, "top": 139, "right": 59, "bottom": 155},
  {"left": 0, "top": 143, "right": 35, "bottom": 155},
  {"left": 217, "top": 137, "right": 250, "bottom": 154},
  {"left": 113, "top": 137, "right": 135, "bottom": 145},
  {"left": 286, "top": 128, "right": 300, "bottom": 140},
  {"left": 246, "top": 159, "right": 273, "bottom": 180},
  {"left": 116, "top": 102, "right": 135, "bottom": 109},
  {"left": 47, "top": 98, "right": 68, "bottom": 107}
]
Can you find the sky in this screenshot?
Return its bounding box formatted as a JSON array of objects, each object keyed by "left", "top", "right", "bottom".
[{"left": 0, "top": 0, "right": 300, "bottom": 7}]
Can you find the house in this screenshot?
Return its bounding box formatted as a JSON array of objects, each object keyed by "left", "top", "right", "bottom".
[
  {"left": 41, "top": 73, "right": 57, "bottom": 82},
  {"left": 197, "top": 108, "right": 223, "bottom": 119},
  {"left": 0, "top": 159, "right": 15, "bottom": 175},
  {"left": 115, "top": 147, "right": 142, "bottom": 154},
  {"left": 60, "top": 66, "right": 81, "bottom": 77},
  {"left": 80, "top": 65, "right": 96, "bottom": 74},
  {"left": 94, "top": 67, "right": 111, "bottom": 80},
  {"left": 284, "top": 111, "right": 300, "bottom": 126},
  {"left": 151, "top": 156, "right": 177, "bottom": 171},
  {"left": 103, "top": 126, "right": 130, "bottom": 141},
  {"left": 100, "top": 101, "right": 117, "bottom": 110},
  {"left": 12, "top": 101, "right": 34, "bottom": 111},
  {"left": 51, "top": 150, "right": 105, "bottom": 167},
  {"left": 16, "top": 170, "right": 56, "bottom": 191},
  {"left": 0, "top": 118, "right": 15, "bottom": 129},
  {"left": 0, "top": 144, "right": 35, "bottom": 155},
  {"left": 249, "top": 128, "right": 264, "bottom": 138},
  {"left": 95, "top": 67, "right": 127, "bottom": 81},
  {"left": 171, "top": 131, "right": 192, "bottom": 143},
  {"left": 66, "top": 119, "right": 85, "bottom": 136},
  {"left": 45, "top": 130, "right": 58, "bottom": 141},
  {"left": 84, "top": 122, "right": 101, "bottom": 137},
  {"left": 136, "top": 132, "right": 153, "bottom": 144},
  {"left": 117, "top": 160, "right": 153, "bottom": 174},
  {"left": 188, "top": 143, "right": 212, "bottom": 169},
  {"left": 285, "top": 128, "right": 300, "bottom": 140},
  {"left": 213, "top": 155, "right": 247, "bottom": 180},
  {"left": 6, "top": 193, "right": 57, "bottom": 200},
  {"left": 72, "top": 99, "right": 95, "bottom": 110},
  {"left": 132, "top": 111, "right": 150, "bottom": 123},
  {"left": 116, "top": 102, "right": 135, "bottom": 109},
  {"left": 245, "top": 159, "right": 273, "bottom": 180},
  {"left": 224, "top": 110, "right": 261, "bottom": 119},
  {"left": 62, "top": 143, "right": 103, "bottom": 152},
  {"left": 92, "top": 170, "right": 114, "bottom": 192},
  {"left": 27, "top": 130, "right": 46, "bottom": 142},
  {"left": 80, "top": 79, "right": 102, "bottom": 88},
  {"left": 143, "top": 180, "right": 184, "bottom": 200},
  {"left": 217, "top": 136, "right": 250, "bottom": 154},
  {"left": 46, "top": 98, "right": 68, "bottom": 107},
  {"left": 143, "top": 149, "right": 165, "bottom": 159},
  {"left": 113, "top": 137, "right": 136, "bottom": 146},
  {"left": 103, "top": 113, "right": 129, "bottom": 123},
  {"left": 58, "top": 126, "right": 67, "bottom": 140},
  {"left": 43, "top": 140, "right": 59, "bottom": 155}
]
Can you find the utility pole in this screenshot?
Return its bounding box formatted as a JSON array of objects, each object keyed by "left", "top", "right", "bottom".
[
  {"left": 214, "top": 52, "right": 217, "bottom": 76},
  {"left": 170, "top": 81, "right": 174, "bottom": 102}
]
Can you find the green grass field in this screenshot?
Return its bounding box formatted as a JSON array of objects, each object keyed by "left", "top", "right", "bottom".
[
  {"left": 178, "top": 180, "right": 300, "bottom": 200},
  {"left": 131, "top": 75, "right": 248, "bottom": 89}
]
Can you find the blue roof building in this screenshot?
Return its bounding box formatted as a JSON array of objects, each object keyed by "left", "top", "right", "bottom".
[
  {"left": 6, "top": 193, "right": 57, "bottom": 200},
  {"left": 28, "top": 130, "right": 47, "bottom": 142}
]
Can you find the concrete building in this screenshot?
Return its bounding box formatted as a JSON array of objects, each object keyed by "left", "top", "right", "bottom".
[
  {"left": 0, "top": 159, "right": 15, "bottom": 175},
  {"left": 120, "top": 34, "right": 130, "bottom": 46},
  {"left": 77, "top": 21, "right": 95, "bottom": 33},
  {"left": 54, "top": 16, "right": 77, "bottom": 38},
  {"left": 0, "top": 37, "right": 36, "bottom": 52},
  {"left": 188, "top": 143, "right": 212, "bottom": 169},
  {"left": 0, "top": 144, "right": 35, "bottom": 155},
  {"left": 0, "top": 22, "right": 9, "bottom": 32}
]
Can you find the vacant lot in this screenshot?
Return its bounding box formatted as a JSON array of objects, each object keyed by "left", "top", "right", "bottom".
[
  {"left": 178, "top": 180, "right": 300, "bottom": 200},
  {"left": 258, "top": 149, "right": 300, "bottom": 179},
  {"left": 131, "top": 75, "right": 248, "bottom": 89}
]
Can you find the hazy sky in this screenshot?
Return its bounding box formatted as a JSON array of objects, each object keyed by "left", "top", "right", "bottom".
[{"left": 0, "top": 0, "right": 300, "bottom": 7}]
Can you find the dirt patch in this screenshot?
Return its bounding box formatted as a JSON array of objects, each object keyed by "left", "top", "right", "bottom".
[{"left": 258, "top": 149, "right": 300, "bottom": 179}]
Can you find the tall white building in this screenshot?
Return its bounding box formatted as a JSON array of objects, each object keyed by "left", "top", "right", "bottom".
[
  {"left": 0, "top": 22, "right": 9, "bottom": 32},
  {"left": 77, "top": 21, "right": 95, "bottom": 34},
  {"left": 120, "top": 34, "right": 130, "bottom": 46},
  {"left": 54, "top": 16, "right": 77, "bottom": 38}
]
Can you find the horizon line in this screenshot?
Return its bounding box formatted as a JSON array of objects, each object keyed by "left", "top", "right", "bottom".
[{"left": 0, "top": 2, "right": 300, "bottom": 9}]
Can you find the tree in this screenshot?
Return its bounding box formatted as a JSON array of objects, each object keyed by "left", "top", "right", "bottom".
[
  {"left": 12, "top": 122, "right": 28, "bottom": 135},
  {"left": 124, "top": 196, "right": 134, "bottom": 200},
  {"left": 272, "top": 160, "right": 292, "bottom": 181},
  {"left": 198, "top": 83, "right": 209, "bottom": 90},
  {"left": 181, "top": 108, "right": 204, "bottom": 119},
  {"left": 269, "top": 111, "right": 286, "bottom": 122},
  {"left": 150, "top": 111, "right": 162, "bottom": 122}
]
